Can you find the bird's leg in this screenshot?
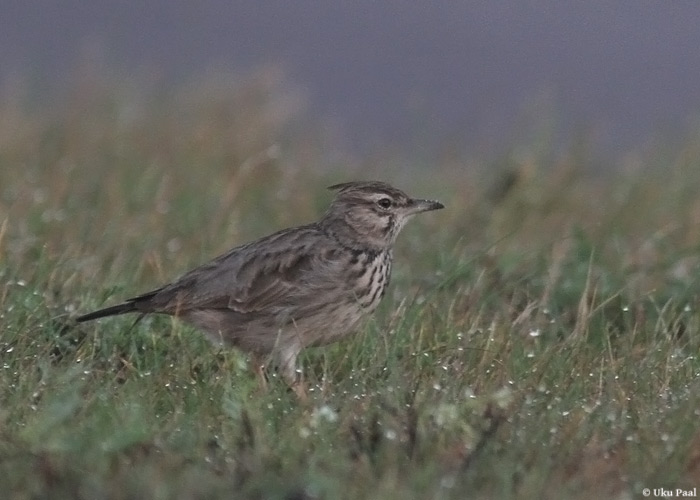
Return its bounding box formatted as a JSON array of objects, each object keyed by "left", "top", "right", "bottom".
[
  {"left": 277, "top": 344, "right": 307, "bottom": 401},
  {"left": 250, "top": 353, "right": 269, "bottom": 391}
]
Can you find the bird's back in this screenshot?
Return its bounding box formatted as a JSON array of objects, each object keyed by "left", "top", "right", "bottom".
[{"left": 147, "top": 223, "right": 334, "bottom": 312}]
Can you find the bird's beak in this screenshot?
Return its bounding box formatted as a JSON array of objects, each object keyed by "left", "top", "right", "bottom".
[{"left": 407, "top": 198, "right": 445, "bottom": 214}]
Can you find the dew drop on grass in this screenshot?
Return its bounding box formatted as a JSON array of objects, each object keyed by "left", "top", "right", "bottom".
[
  {"left": 311, "top": 405, "right": 338, "bottom": 426},
  {"left": 528, "top": 329, "right": 540, "bottom": 338},
  {"left": 385, "top": 429, "right": 397, "bottom": 440},
  {"left": 440, "top": 475, "right": 456, "bottom": 489},
  {"left": 5, "top": 346, "right": 13, "bottom": 353},
  {"left": 33, "top": 188, "right": 46, "bottom": 204},
  {"left": 167, "top": 238, "right": 181, "bottom": 253}
]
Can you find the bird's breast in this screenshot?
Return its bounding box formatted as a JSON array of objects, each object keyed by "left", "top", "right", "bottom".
[{"left": 351, "top": 250, "right": 392, "bottom": 312}]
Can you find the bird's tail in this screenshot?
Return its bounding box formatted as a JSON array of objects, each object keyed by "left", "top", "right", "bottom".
[
  {"left": 77, "top": 288, "right": 162, "bottom": 323},
  {"left": 76, "top": 302, "right": 138, "bottom": 322}
]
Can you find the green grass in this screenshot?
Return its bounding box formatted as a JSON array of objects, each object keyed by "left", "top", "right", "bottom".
[{"left": 1, "top": 72, "right": 700, "bottom": 499}]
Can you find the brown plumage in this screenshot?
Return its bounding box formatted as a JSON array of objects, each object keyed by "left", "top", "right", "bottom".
[{"left": 77, "top": 181, "right": 444, "bottom": 395}]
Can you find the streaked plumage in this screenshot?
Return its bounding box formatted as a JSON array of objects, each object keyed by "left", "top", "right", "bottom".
[{"left": 77, "top": 181, "right": 444, "bottom": 394}]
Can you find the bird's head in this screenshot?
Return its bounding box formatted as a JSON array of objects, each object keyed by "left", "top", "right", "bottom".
[{"left": 321, "top": 181, "right": 444, "bottom": 251}]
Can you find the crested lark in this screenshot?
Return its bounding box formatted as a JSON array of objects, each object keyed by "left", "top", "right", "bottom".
[{"left": 77, "top": 181, "right": 444, "bottom": 395}]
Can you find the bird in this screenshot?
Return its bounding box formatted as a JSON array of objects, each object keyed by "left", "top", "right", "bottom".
[{"left": 77, "top": 181, "right": 444, "bottom": 397}]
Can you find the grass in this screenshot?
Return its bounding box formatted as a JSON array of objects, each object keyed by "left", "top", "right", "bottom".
[{"left": 1, "top": 71, "right": 700, "bottom": 499}]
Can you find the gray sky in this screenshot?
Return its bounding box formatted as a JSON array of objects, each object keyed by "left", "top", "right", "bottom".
[{"left": 3, "top": 1, "right": 700, "bottom": 157}]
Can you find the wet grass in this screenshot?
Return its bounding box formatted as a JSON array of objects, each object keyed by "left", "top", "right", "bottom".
[{"left": 1, "top": 73, "right": 700, "bottom": 499}]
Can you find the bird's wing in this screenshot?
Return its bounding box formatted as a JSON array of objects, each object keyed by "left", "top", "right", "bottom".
[{"left": 148, "top": 225, "right": 345, "bottom": 314}]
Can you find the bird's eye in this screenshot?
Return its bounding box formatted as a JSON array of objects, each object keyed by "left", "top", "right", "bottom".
[{"left": 377, "top": 198, "right": 392, "bottom": 209}]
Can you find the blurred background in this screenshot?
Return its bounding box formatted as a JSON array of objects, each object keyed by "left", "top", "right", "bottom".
[{"left": 4, "top": 0, "right": 700, "bottom": 164}]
